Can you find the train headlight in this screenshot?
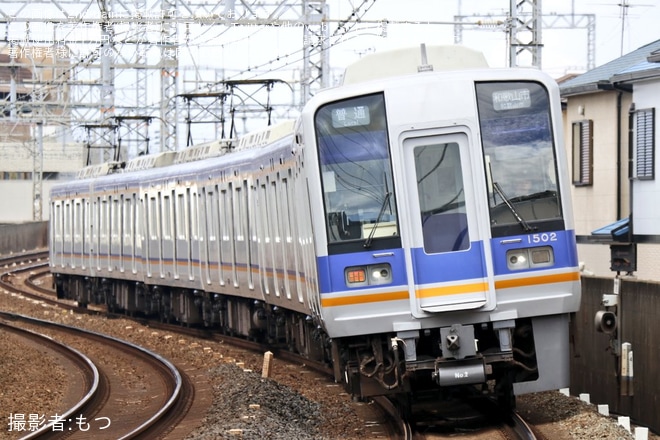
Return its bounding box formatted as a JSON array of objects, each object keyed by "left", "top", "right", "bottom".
[
  {"left": 345, "top": 263, "right": 392, "bottom": 287},
  {"left": 369, "top": 264, "right": 392, "bottom": 285},
  {"left": 506, "top": 246, "right": 554, "bottom": 271}
]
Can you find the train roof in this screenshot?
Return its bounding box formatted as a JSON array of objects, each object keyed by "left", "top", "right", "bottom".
[
  {"left": 50, "top": 119, "right": 297, "bottom": 197},
  {"left": 341, "top": 44, "right": 489, "bottom": 85},
  {"left": 67, "top": 119, "right": 295, "bottom": 180}
]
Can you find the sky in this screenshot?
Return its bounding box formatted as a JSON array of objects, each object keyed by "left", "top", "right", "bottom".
[
  {"left": 207, "top": 0, "right": 660, "bottom": 81},
  {"left": 10, "top": 0, "right": 660, "bottom": 147},
  {"left": 164, "top": 0, "right": 660, "bottom": 142},
  {"left": 332, "top": 0, "right": 660, "bottom": 77}
]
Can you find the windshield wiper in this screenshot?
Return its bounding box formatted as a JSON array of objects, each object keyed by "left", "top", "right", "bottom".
[
  {"left": 493, "top": 182, "right": 534, "bottom": 232},
  {"left": 364, "top": 191, "right": 392, "bottom": 248},
  {"left": 509, "top": 190, "right": 557, "bottom": 204}
]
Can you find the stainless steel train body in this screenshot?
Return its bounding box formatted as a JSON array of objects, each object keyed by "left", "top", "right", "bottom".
[{"left": 50, "top": 46, "right": 580, "bottom": 405}]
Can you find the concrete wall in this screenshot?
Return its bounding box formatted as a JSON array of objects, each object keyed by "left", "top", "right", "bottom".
[
  {"left": 0, "top": 180, "right": 59, "bottom": 222},
  {"left": 0, "top": 221, "right": 47, "bottom": 254}
]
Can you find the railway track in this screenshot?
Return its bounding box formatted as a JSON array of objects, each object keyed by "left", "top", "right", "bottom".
[
  {"left": 1, "top": 250, "right": 545, "bottom": 439},
  {"left": 406, "top": 398, "right": 541, "bottom": 440},
  {"left": 1, "top": 251, "right": 400, "bottom": 439},
  {"left": 0, "top": 319, "right": 99, "bottom": 439},
  {"left": 0, "top": 311, "right": 191, "bottom": 439}
]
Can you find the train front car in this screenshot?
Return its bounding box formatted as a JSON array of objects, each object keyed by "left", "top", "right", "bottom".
[{"left": 301, "top": 47, "right": 580, "bottom": 406}]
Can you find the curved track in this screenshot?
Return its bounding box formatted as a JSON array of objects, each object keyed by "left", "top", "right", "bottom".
[
  {"left": 0, "top": 311, "right": 191, "bottom": 439},
  {"left": 0, "top": 319, "right": 99, "bottom": 439},
  {"left": 0, "top": 251, "right": 194, "bottom": 440}
]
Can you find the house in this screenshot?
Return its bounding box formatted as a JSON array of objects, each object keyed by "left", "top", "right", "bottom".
[{"left": 560, "top": 39, "right": 660, "bottom": 280}]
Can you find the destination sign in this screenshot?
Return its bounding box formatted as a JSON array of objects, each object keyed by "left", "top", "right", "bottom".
[
  {"left": 331, "top": 105, "right": 371, "bottom": 128},
  {"left": 492, "top": 88, "right": 531, "bottom": 111}
]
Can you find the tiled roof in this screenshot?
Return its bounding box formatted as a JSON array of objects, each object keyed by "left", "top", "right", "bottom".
[{"left": 560, "top": 39, "right": 660, "bottom": 96}]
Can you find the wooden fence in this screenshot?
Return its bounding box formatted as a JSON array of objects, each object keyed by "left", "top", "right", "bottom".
[{"left": 571, "top": 275, "right": 660, "bottom": 433}]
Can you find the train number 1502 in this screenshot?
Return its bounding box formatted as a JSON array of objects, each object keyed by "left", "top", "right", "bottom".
[{"left": 527, "top": 232, "right": 557, "bottom": 244}]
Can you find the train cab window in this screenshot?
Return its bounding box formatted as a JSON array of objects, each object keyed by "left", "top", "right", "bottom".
[
  {"left": 413, "top": 142, "right": 469, "bottom": 254},
  {"left": 476, "top": 81, "right": 563, "bottom": 237},
  {"left": 315, "top": 93, "right": 400, "bottom": 253}
]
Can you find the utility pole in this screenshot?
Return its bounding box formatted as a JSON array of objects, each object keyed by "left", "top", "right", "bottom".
[
  {"left": 454, "top": 0, "right": 596, "bottom": 70},
  {"left": 32, "top": 121, "right": 43, "bottom": 221},
  {"left": 508, "top": 0, "right": 543, "bottom": 67}
]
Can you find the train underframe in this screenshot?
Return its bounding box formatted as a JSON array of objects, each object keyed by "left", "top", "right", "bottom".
[{"left": 54, "top": 273, "right": 545, "bottom": 410}]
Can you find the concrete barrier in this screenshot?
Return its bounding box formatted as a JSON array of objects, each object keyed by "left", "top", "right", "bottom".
[{"left": 0, "top": 222, "right": 48, "bottom": 255}]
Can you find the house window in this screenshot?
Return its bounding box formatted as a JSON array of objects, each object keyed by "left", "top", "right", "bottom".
[
  {"left": 633, "top": 108, "right": 655, "bottom": 180},
  {"left": 572, "top": 120, "right": 593, "bottom": 186}
]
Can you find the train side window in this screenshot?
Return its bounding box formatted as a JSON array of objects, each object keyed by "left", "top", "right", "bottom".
[
  {"left": 63, "top": 201, "right": 71, "bottom": 242},
  {"left": 123, "top": 196, "right": 133, "bottom": 250},
  {"left": 83, "top": 199, "right": 90, "bottom": 254},
  {"left": 123, "top": 196, "right": 131, "bottom": 241},
  {"left": 163, "top": 193, "right": 172, "bottom": 240},
  {"left": 100, "top": 198, "right": 109, "bottom": 245},
  {"left": 112, "top": 196, "right": 121, "bottom": 244},
  {"left": 206, "top": 188, "right": 217, "bottom": 242},
  {"left": 221, "top": 187, "right": 230, "bottom": 242},
  {"left": 258, "top": 181, "right": 271, "bottom": 295},
  {"left": 74, "top": 201, "right": 82, "bottom": 247},
  {"left": 280, "top": 175, "right": 293, "bottom": 299},
  {"left": 413, "top": 142, "right": 469, "bottom": 254},
  {"left": 190, "top": 189, "right": 199, "bottom": 240},
  {"left": 176, "top": 191, "right": 187, "bottom": 240},
  {"left": 269, "top": 179, "right": 280, "bottom": 245},
  {"left": 51, "top": 202, "right": 60, "bottom": 241},
  {"left": 149, "top": 196, "right": 158, "bottom": 240},
  {"left": 235, "top": 184, "right": 244, "bottom": 242}
]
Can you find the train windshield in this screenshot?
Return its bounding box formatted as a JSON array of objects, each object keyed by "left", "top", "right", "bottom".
[
  {"left": 476, "top": 81, "right": 564, "bottom": 237},
  {"left": 315, "top": 93, "right": 400, "bottom": 252}
]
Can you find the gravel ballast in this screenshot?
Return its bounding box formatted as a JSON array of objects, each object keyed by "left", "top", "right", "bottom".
[{"left": 0, "top": 287, "right": 657, "bottom": 440}]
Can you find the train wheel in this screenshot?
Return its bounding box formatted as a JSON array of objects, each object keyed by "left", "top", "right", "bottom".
[
  {"left": 395, "top": 394, "right": 413, "bottom": 420},
  {"left": 495, "top": 374, "right": 516, "bottom": 412}
]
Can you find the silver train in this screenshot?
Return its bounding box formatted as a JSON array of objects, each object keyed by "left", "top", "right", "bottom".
[{"left": 50, "top": 45, "right": 581, "bottom": 408}]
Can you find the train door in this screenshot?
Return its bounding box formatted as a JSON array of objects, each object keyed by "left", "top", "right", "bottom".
[
  {"left": 51, "top": 201, "right": 63, "bottom": 268},
  {"left": 189, "top": 188, "right": 201, "bottom": 282},
  {"left": 401, "top": 132, "right": 491, "bottom": 315},
  {"left": 203, "top": 185, "right": 223, "bottom": 286},
  {"left": 175, "top": 187, "right": 192, "bottom": 280},
  {"left": 73, "top": 199, "right": 83, "bottom": 269},
  {"left": 99, "top": 197, "right": 110, "bottom": 273},
  {"left": 162, "top": 190, "right": 175, "bottom": 278},
  {"left": 121, "top": 195, "right": 133, "bottom": 274},
  {"left": 221, "top": 184, "right": 236, "bottom": 287},
  {"left": 85, "top": 199, "right": 95, "bottom": 274},
  {"left": 110, "top": 196, "right": 121, "bottom": 272},
  {"left": 63, "top": 201, "right": 72, "bottom": 268},
  {"left": 134, "top": 193, "right": 143, "bottom": 275},
  {"left": 146, "top": 192, "right": 162, "bottom": 278}
]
